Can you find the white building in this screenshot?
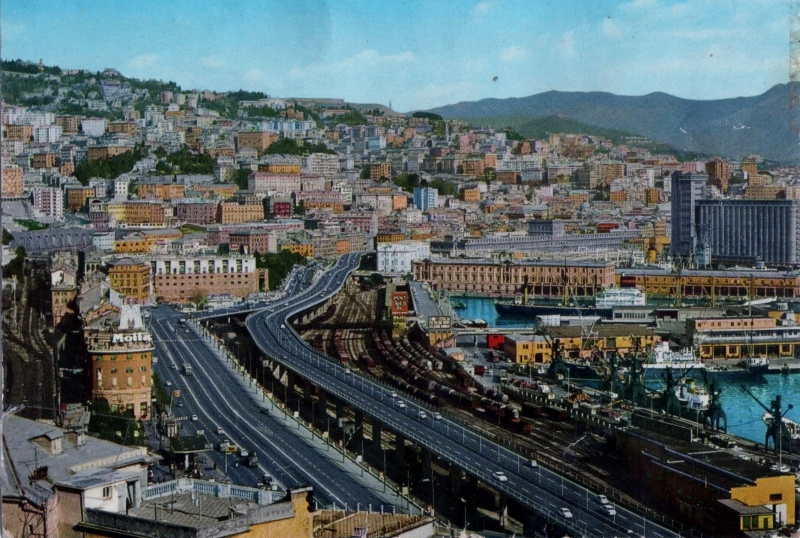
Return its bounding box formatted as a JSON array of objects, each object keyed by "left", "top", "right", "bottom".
[
  {"left": 113, "top": 177, "right": 130, "bottom": 200},
  {"left": 32, "top": 187, "right": 64, "bottom": 219},
  {"left": 81, "top": 118, "right": 107, "bottom": 137},
  {"left": 33, "top": 125, "right": 63, "bottom": 143},
  {"left": 92, "top": 231, "right": 116, "bottom": 252},
  {"left": 303, "top": 152, "right": 339, "bottom": 176},
  {"left": 377, "top": 241, "right": 431, "bottom": 274}
]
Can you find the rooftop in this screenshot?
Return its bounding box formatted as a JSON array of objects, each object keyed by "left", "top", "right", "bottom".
[{"left": 2, "top": 415, "right": 156, "bottom": 505}]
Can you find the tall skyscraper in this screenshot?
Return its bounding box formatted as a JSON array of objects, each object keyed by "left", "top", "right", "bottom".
[{"left": 670, "top": 172, "right": 707, "bottom": 258}]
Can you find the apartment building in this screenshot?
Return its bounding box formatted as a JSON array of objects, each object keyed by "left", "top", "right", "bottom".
[
  {"left": 151, "top": 254, "right": 262, "bottom": 302},
  {"left": 85, "top": 305, "right": 153, "bottom": 418},
  {"left": 413, "top": 258, "right": 616, "bottom": 297},
  {"left": 33, "top": 187, "right": 64, "bottom": 218},
  {"left": 174, "top": 199, "right": 218, "bottom": 224},
  {"left": 217, "top": 200, "right": 265, "bottom": 224},
  {"left": 107, "top": 258, "right": 152, "bottom": 305},
  {"left": 237, "top": 131, "right": 278, "bottom": 153},
  {"left": 2, "top": 165, "right": 24, "bottom": 197},
  {"left": 123, "top": 200, "right": 165, "bottom": 225},
  {"left": 228, "top": 229, "right": 277, "bottom": 254}
]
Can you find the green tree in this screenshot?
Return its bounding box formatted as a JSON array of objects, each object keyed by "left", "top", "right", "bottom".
[
  {"left": 2, "top": 247, "right": 25, "bottom": 280},
  {"left": 229, "top": 168, "right": 251, "bottom": 190},
  {"left": 393, "top": 173, "right": 420, "bottom": 193},
  {"left": 74, "top": 145, "right": 147, "bottom": 184},
  {"left": 1, "top": 228, "right": 13, "bottom": 246},
  {"left": 256, "top": 250, "right": 307, "bottom": 290},
  {"left": 294, "top": 200, "right": 306, "bottom": 216},
  {"left": 429, "top": 177, "right": 457, "bottom": 196},
  {"left": 359, "top": 164, "right": 371, "bottom": 179}
]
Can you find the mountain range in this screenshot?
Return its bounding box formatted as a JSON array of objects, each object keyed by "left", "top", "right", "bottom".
[{"left": 428, "top": 83, "right": 800, "bottom": 164}]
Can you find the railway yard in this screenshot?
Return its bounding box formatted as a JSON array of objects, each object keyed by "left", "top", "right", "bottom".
[{"left": 206, "top": 272, "right": 744, "bottom": 532}]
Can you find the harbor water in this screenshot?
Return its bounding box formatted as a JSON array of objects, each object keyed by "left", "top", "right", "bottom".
[{"left": 452, "top": 296, "right": 800, "bottom": 445}]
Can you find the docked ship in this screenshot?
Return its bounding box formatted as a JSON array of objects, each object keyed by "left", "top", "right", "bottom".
[
  {"left": 674, "top": 377, "right": 710, "bottom": 411},
  {"left": 495, "top": 287, "right": 646, "bottom": 320},
  {"left": 641, "top": 341, "right": 705, "bottom": 373}
]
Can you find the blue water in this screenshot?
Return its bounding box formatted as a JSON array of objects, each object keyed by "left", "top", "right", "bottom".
[{"left": 453, "top": 296, "right": 800, "bottom": 445}]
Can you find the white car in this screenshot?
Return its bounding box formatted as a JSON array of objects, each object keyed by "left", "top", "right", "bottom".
[
  {"left": 395, "top": 400, "right": 406, "bottom": 409},
  {"left": 191, "top": 414, "right": 198, "bottom": 421},
  {"left": 602, "top": 504, "right": 616, "bottom": 516},
  {"left": 598, "top": 494, "right": 610, "bottom": 505},
  {"left": 493, "top": 471, "right": 508, "bottom": 482},
  {"left": 165, "top": 381, "right": 172, "bottom": 387},
  {"left": 559, "top": 507, "right": 573, "bottom": 519},
  {"left": 417, "top": 411, "right": 427, "bottom": 420},
  {"left": 432, "top": 412, "right": 442, "bottom": 420}
]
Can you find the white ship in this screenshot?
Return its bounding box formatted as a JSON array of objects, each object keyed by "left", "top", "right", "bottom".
[
  {"left": 674, "top": 377, "right": 710, "bottom": 411},
  {"left": 642, "top": 341, "right": 705, "bottom": 371}
]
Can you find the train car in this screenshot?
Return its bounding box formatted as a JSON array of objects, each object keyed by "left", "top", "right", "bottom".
[{"left": 487, "top": 334, "right": 506, "bottom": 350}]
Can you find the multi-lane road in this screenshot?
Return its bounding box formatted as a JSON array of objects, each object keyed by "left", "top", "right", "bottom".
[
  {"left": 147, "top": 281, "right": 402, "bottom": 510},
  {"left": 243, "top": 252, "right": 682, "bottom": 538}
]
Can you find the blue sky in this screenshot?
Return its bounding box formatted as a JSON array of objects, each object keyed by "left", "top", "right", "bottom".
[{"left": 1, "top": 0, "right": 792, "bottom": 111}]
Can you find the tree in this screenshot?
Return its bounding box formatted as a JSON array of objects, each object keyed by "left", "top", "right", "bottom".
[
  {"left": 429, "top": 177, "right": 457, "bottom": 197},
  {"left": 1, "top": 228, "right": 13, "bottom": 246},
  {"left": 294, "top": 200, "right": 306, "bottom": 216},
  {"left": 229, "top": 168, "right": 251, "bottom": 190},
  {"left": 188, "top": 289, "right": 208, "bottom": 310},
  {"left": 359, "top": 164, "right": 371, "bottom": 179},
  {"left": 393, "top": 173, "right": 420, "bottom": 193}
]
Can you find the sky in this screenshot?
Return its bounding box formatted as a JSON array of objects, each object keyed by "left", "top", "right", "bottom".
[{"left": 1, "top": 0, "right": 793, "bottom": 111}]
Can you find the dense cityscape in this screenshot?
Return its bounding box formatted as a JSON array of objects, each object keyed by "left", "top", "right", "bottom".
[{"left": 1, "top": 4, "right": 799, "bottom": 537}]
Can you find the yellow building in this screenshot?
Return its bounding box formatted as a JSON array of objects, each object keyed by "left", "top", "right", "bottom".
[
  {"left": 217, "top": 201, "right": 264, "bottom": 224},
  {"left": 105, "top": 203, "right": 127, "bottom": 223},
  {"left": 107, "top": 258, "right": 151, "bottom": 304},
  {"left": 136, "top": 182, "right": 186, "bottom": 201},
  {"left": 280, "top": 241, "right": 314, "bottom": 258},
  {"left": 238, "top": 131, "right": 278, "bottom": 153},
  {"left": 503, "top": 333, "right": 551, "bottom": 364},
  {"left": 114, "top": 234, "right": 156, "bottom": 254},
  {"left": 370, "top": 161, "right": 391, "bottom": 180},
  {"left": 461, "top": 187, "right": 481, "bottom": 202},
  {"left": 260, "top": 162, "right": 302, "bottom": 175}
]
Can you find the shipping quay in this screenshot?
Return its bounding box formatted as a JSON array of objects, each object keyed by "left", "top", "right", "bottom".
[{"left": 198, "top": 258, "right": 800, "bottom": 537}]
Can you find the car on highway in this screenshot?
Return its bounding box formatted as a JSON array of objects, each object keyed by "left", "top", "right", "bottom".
[
  {"left": 559, "top": 507, "right": 573, "bottom": 519},
  {"left": 395, "top": 400, "right": 406, "bottom": 409},
  {"left": 165, "top": 381, "right": 172, "bottom": 387},
  {"left": 598, "top": 494, "right": 609, "bottom": 505},
  {"left": 217, "top": 427, "right": 225, "bottom": 434},
  {"left": 601, "top": 504, "right": 616, "bottom": 516},
  {"left": 432, "top": 412, "right": 442, "bottom": 420},
  {"left": 417, "top": 410, "right": 427, "bottom": 420},
  {"left": 191, "top": 414, "right": 198, "bottom": 421},
  {"left": 493, "top": 471, "right": 508, "bottom": 482}
]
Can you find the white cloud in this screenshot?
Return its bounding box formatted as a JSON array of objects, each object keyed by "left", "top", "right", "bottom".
[
  {"left": 290, "top": 49, "right": 414, "bottom": 78},
  {"left": 557, "top": 32, "right": 576, "bottom": 58},
  {"left": 601, "top": 18, "right": 623, "bottom": 39},
  {"left": 127, "top": 54, "right": 158, "bottom": 69},
  {"left": 500, "top": 45, "right": 528, "bottom": 62},
  {"left": 470, "top": 1, "right": 492, "bottom": 19},
  {"left": 200, "top": 55, "right": 226, "bottom": 69},
  {"left": 244, "top": 69, "right": 266, "bottom": 82}
]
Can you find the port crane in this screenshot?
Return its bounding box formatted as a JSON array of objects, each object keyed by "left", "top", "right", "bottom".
[{"left": 740, "top": 388, "right": 794, "bottom": 455}]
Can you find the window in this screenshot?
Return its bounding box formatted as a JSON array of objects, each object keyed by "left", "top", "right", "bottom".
[
  {"left": 110, "top": 368, "right": 117, "bottom": 374},
  {"left": 102, "top": 486, "right": 112, "bottom": 499},
  {"left": 769, "top": 493, "right": 782, "bottom": 502}
]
